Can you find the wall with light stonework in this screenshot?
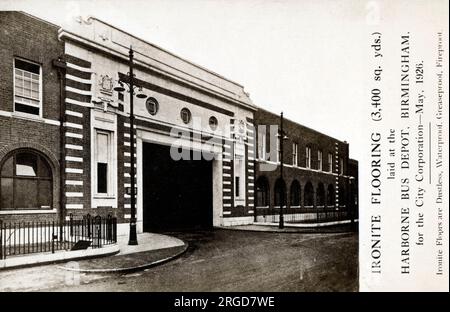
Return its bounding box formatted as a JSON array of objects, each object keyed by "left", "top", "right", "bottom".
[{"left": 59, "top": 16, "right": 257, "bottom": 231}]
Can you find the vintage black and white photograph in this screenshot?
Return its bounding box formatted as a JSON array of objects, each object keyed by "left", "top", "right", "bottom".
[{"left": 0, "top": 0, "right": 447, "bottom": 297}]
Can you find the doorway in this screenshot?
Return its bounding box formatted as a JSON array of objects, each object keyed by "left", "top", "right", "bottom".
[{"left": 142, "top": 143, "right": 213, "bottom": 232}]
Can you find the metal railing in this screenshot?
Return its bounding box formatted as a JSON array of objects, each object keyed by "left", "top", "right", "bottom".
[
  {"left": 0, "top": 214, "right": 117, "bottom": 260},
  {"left": 254, "top": 207, "right": 356, "bottom": 224}
]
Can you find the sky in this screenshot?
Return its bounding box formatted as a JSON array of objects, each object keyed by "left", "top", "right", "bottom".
[{"left": 0, "top": 0, "right": 446, "bottom": 160}]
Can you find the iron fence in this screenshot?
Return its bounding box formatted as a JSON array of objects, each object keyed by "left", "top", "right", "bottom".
[
  {"left": 254, "top": 207, "right": 355, "bottom": 224},
  {"left": 0, "top": 214, "right": 117, "bottom": 260}
]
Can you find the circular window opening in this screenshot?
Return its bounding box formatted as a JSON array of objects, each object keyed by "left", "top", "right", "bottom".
[
  {"left": 146, "top": 97, "right": 159, "bottom": 116},
  {"left": 180, "top": 108, "right": 191, "bottom": 124},
  {"left": 209, "top": 116, "right": 218, "bottom": 130}
]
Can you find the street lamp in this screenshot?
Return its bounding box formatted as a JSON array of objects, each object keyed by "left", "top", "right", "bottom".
[
  {"left": 114, "top": 46, "right": 147, "bottom": 245},
  {"left": 278, "top": 112, "right": 288, "bottom": 229}
]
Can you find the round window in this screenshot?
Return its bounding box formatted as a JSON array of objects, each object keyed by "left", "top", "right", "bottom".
[
  {"left": 180, "top": 108, "right": 191, "bottom": 124},
  {"left": 145, "top": 97, "right": 159, "bottom": 116},
  {"left": 209, "top": 116, "right": 218, "bottom": 130}
]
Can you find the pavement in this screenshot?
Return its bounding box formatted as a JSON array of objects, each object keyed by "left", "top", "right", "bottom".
[
  {"left": 218, "top": 222, "right": 358, "bottom": 233},
  {"left": 56, "top": 233, "right": 188, "bottom": 273}
]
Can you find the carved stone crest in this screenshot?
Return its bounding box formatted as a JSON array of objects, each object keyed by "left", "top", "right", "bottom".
[
  {"left": 238, "top": 120, "right": 246, "bottom": 134},
  {"left": 99, "top": 74, "right": 114, "bottom": 96},
  {"left": 234, "top": 119, "right": 247, "bottom": 142}
]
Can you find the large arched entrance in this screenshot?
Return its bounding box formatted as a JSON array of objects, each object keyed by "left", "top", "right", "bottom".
[{"left": 142, "top": 142, "right": 213, "bottom": 232}]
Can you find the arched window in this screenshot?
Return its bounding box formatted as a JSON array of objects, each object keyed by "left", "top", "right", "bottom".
[
  {"left": 304, "top": 181, "right": 314, "bottom": 207},
  {"left": 350, "top": 182, "right": 358, "bottom": 218},
  {"left": 290, "top": 180, "right": 301, "bottom": 207},
  {"left": 339, "top": 185, "right": 346, "bottom": 207},
  {"left": 327, "top": 184, "right": 335, "bottom": 207},
  {"left": 0, "top": 150, "right": 52, "bottom": 210},
  {"left": 317, "top": 183, "right": 325, "bottom": 207},
  {"left": 351, "top": 183, "right": 358, "bottom": 206},
  {"left": 256, "top": 176, "right": 269, "bottom": 207},
  {"left": 274, "top": 178, "right": 286, "bottom": 207}
]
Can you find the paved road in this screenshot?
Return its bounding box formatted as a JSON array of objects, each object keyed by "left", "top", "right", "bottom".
[{"left": 0, "top": 229, "right": 358, "bottom": 292}]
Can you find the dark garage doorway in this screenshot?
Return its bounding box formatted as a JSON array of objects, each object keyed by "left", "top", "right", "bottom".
[{"left": 143, "top": 142, "right": 213, "bottom": 232}]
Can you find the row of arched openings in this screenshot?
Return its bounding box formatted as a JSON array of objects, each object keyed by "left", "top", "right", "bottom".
[{"left": 256, "top": 176, "right": 338, "bottom": 208}]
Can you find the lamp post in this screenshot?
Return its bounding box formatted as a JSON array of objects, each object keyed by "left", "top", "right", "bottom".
[
  {"left": 114, "top": 46, "right": 147, "bottom": 245},
  {"left": 279, "top": 112, "right": 288, "bottom": 229},
  {"left": 52, "top": 57, "right": 67, "bottom": 239}
]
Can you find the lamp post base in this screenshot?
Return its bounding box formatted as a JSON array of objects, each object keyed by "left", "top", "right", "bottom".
[
  {"left": 279, "top": 214, "right": 284, "bottom": 229},
  {"left": 128, "top": 218, "right": 138, "bottom": 245}
]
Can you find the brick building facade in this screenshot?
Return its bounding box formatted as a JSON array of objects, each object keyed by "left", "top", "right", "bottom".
[
  {"left": 253, "top": 109, "right": 358, "bottom": 223},
  {"left": 0, "top": 12, "right": 358, "bottom": 233},
  {"left": 0, "top": 12, "right": 63, "bottom": 223}
]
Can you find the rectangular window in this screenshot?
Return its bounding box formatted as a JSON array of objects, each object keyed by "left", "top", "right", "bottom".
[
  {"left": 95, "top": 130, "right": 113, "bottom": 195},
  {"left": 234, "top": 156, "right": 245, "bottom": 200},
  {"left": 97, "top": 163, "right": 108, "bottom": 193},
  {"left": 258, "top": 131, "right": 266, "bottom": 160},
  {"left": 292, "top": 143, "right": 298, "bottom": 166},
  {"left": 328, "top": 153, "right": 333, "bottom": 172},
  {"left": 14, "top": 58, "right": 41, "bottom": 116},
  {"left": 234, "top": 141, "right": 246, "bottom": 204},
  {"left": 318, "top": 150, "right": 323, "bottom": 171},
  {"left": 305, "top": 147, "right": 311, "bottom": 168},
  {"left": 340, "top": 158, "right": 344, "bottom": 175}
]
